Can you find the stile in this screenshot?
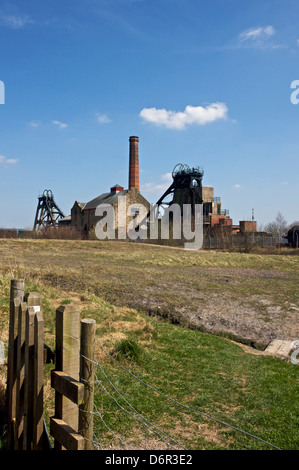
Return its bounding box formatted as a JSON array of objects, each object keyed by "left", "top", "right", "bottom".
[
  {"left": 6, "top": 281, "right": 95, "bottom": 451},
  {"left": 50, "top": 418, "right": 85, "bottom": 450},
  {"left": 51, "top": 371, "right": 84, "bottom": 405}
]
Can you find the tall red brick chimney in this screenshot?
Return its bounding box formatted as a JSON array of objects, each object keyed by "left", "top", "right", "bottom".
[{"left": 128, "top": 136, "right": 139, "bottom": 192}]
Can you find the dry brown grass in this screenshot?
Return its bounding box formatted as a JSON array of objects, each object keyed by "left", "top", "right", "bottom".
[
  {"left": 0, "top": 238, "right": 298, "bottom": 350},
  {"left": 0, "top": 239, "right": 298, "bottom": 451}
]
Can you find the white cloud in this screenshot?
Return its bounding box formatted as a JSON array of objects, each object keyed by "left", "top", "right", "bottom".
[
  {"left": 233, "top": 184, "right": 242, "bottom": 190},
  {"left": 237, "top": 26, "right": 287, "bottom": 51},
  {"left": 143, "top": 181, "right": 170, "bottom": 195},
  {"left": 239, "top": 25, "right": 276, "bottom": 42},
  {"left": 29, "top": 121, "right": 40, "bottom": 128},
  {"left": 140, "top": 102, "right": 228, "bottom": 130},
  {"left": 142, "top": 173, "right": 173, "bottom": 196},
  {"left": 52, "top": 120, "right": 68, "bottom": 130},
  {"left": 96, "top": 113, "right": 111, "bottom": 124},
  {"left": 1, "top": 14, "right": 33, "bottom": 29},
  {"left": 161, "top": 172, "right": 172, "bottom": 182},
  {"left": 0, "top": 155, "right": 19, "bottom": 165}
]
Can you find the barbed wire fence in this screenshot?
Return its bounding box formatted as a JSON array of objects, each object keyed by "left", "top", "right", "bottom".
[
  {"left": 0, "top": 285, "right": 283, "bottom": 451},
  {"left": 79, "top": 336, "right": 281, "bottom": 451},
  {"left": 0, "top": 321, "right": 284, "bottom": 451}
]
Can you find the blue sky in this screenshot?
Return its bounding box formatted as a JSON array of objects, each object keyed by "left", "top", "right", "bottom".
[{"left": 0, "top": 0, "right": 298, "bottom": 229}]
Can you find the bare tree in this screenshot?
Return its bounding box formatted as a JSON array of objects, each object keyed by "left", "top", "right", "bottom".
[{"left": 264, "top": 211, "right": 288, "bottom": 241}]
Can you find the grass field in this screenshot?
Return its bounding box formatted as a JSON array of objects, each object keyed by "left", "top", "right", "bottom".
[{"left": 0, "top": 239, "right": 298, "bottom": 450}]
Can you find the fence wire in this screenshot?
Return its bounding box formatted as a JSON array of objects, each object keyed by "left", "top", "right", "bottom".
[
  {"left": 81, "top": 359, "right": 187, "bottom": 450},
  {"left": 79, "top": 337, "right": 281, "bottom": 451}
]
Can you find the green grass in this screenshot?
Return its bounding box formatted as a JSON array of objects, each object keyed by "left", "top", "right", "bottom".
[
  {"left": 92, "top": 319, "right": 298, "bottom": 450},
  {"left": 0, "top": 239, "right": 298, "bottom": 450},
  {"left": 114, "top": 338, "right": 145, "bottom": 365}
]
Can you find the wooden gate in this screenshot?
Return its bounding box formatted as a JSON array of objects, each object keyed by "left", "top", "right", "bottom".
[{"left": 6, "top": 279, "right": 96, "bottom": 450}]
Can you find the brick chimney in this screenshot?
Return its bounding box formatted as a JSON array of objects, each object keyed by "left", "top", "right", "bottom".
[
  {"left": 128, "top": 136, "right": 139, "bottom": 192},
  {"left": 110, "top": 184, "right": 124, "bottom": 193}
]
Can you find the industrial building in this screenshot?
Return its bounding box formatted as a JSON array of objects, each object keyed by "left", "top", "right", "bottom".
[
  {"left": 58, "top": 135, "right": 256, "bottom": 238},
  {"left": 59, "top": 136, "right": 150, "bottom": 236}
]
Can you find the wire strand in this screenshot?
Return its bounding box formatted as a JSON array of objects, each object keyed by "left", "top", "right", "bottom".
[
  {"left": 86, "top": 363, "right": 186, "bottom": 450},
  {"left": 94, "top": 337, "right": 281, "bottom": 450},
  {"left": 94, "top": 374, "right": 182, "bottom": 450},
  {"left": 92, "top": 401, "right": 134, "bottom": 450}
]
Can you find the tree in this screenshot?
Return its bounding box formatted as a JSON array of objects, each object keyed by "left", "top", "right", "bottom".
[{"left": 264, "top": 211, "right": 288, "bottom": 241}]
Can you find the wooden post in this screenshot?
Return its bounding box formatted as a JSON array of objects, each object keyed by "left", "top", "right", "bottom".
[
  {"left": 23, "top": 307, "right": 35, "bottom": 449},
  {"left": 23, "top": 292, "right": 42, "bottom": 450},
  {"left": 15, "top": 302, "right": 27, "bottom": 449},
  {"left": 7, "top": 279, "right": 24, "bottom": 449},
  {"left": 50, "top": 371, "right": 85, "bottom": 450},
  {"left": 10, "top": 279, "right": 25, "bottom": 303},
  {"left": 33, "top": 312, "right": 44, "bottom": 450},
  {"left": 79, "top": 319, "right": 96, "bottom": 450},
  {"left": 54, "top": 305, "right": 80, "bottom": 450},
  {"left": 50, "top": 418, "right": 85, "bottom": 450}
]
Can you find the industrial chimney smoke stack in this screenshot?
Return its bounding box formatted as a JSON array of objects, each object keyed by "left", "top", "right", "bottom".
[{"left": 129, "top": 136, "right": 139, "bottom": 192}]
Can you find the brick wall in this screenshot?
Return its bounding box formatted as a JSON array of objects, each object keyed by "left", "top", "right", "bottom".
[
  {"left": 239, "top": 221, "right": 257, "bottom": 233},
  {"left": 210, "top": 215, "right": 232, "bottom": 227}
]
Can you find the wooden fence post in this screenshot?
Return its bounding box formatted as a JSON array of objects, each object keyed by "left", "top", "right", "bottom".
[
  {"left": 15, "top": 302, "right": 27, "bottom": 449},
  {"left": 33, "top": 312, "right": 44, "bottom": 450},
  {"left": 7, "top": 281, "right": 94, "bottom": 451},
  {"left": 23, "top": 292, "right": 42, "bottom": 450},
  {"left": 79, "top": 319, "right": 96, "bottom": 450},
  {"left": 53, "top": 304, "right": 83, "bottom": 450},
  {"left": 7, "top": 279, "right": 24, "bottom": 450}
]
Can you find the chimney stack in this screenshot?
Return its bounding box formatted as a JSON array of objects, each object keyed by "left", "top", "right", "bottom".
[{"left": 128, "top": 136, "right": 139, "bottom": 192}]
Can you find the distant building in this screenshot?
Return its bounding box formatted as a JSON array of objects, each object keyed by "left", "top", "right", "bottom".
[
  {"left": 200, "top": 186, "right": 230, "bottom": 225},
  {"left": 59, "top": 136, "right": 257, "bottom": 239},
  {"left": 239, "top": 220, "right": 257, "bottom": 233},
  {"left": 59, "top": 136, "right": 150, "bottom": 236}
]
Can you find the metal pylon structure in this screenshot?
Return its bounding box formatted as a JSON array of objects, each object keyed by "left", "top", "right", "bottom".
[
  {"left": 33, "top": 189, "right": 65, "bottom": 231},
  {"left": 154, "top": 164, "right": 204, "bottom": 217}
]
